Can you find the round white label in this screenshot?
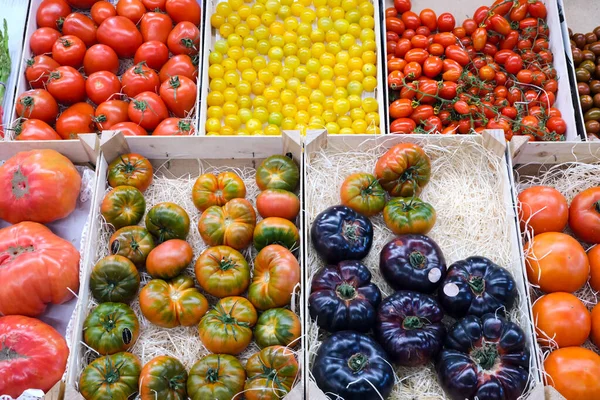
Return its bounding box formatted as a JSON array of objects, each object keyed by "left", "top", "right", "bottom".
[
  {"left": 428, "top": 268, "right": 442, "bottom": 283},
  {"left": 443, "top": 283, "right": 460, "bottom": 297}
]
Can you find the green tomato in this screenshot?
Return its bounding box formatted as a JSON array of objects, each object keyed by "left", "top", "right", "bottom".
[
  {"left": 100, "top": 186, "right": 146, "bottom": 229},
  {"left": 139, "top": 356, "right": 187, "bottom": 400},
  {"left": 145, "top": 202, "right": 190, "bottom": 243},
  {"left": 90, "top": 255, "right": 140, "bottom": 303},
  {"left": 79, "top": 352, "right": 141, "bottom": 400},
  {"left": 383, "top": 197, "right": 436, "bottom": 235},
  {"left": 187, "top": 354, "right": 246, "bottom": 400},
  {"left": 83, "top": 303, "right": 139, "bottom": 355},
  {"left": 254, "top": 308, "right": 301, "bottom": 348},
  {"left": 255, "top": 155, "right": 299, "bottom": 191}
]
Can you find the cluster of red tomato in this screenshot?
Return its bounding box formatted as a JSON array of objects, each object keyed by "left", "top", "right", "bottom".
[
  {"left": 385, "top": 0, "right": 567, "bottom": 141},
  {"left": 14, "top": 0, "right": 200, "bottom": 140},
  {"left": 519, "top": 185, "right": 600, "bottom": 398}
]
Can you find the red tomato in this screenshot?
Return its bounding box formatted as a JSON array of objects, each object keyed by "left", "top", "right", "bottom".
[
  {"left": 90, "top": 1, "right": 116, "bottom": 25},
  {"left": 14, "top": 119, "right": 61, "bottom": 140},
  {"left": 30, "top": 28, "right": 61, "bottom": 56},
  {"left": 516, "top": 69, "right": 533, "bottom": 84},
  {"left": 423, "top": 56, "right": 442, "bottom": 78},
  {"left": 83, "top": 44, "right": 119, "bottom": 75},
  {"left": 518, "top": 186, "right": 568, "bottom": 235},
  {"left": 386, "top": 17, "right": 405, "bottom": 36},
  {"left": 438, "top": 81, "right": 457, "bottom": 99},
  {"left": 569, "top": 188, "right": 600, "bottom": 244},
  {"left": 445, "top": 45, "right": 470, "bottom": 66},
  {"left": 479, "top": 66, "right": 495, "bottom": 82},
  {"left": 410, "top": 35, "right": 428, "bottom": 49},
  {"left": 159, "top": 75, "right": 197, "bottom": 118},
  {"left": 159, "top": 54, "right": 198, "bottom": 83},
  {"left": 36, "top": 0, "right": 71, "bottom": 29},
  {"left": 390, "top": 118, "right": 416, "bottom": 134},
  {"left": 86, "top": 71, "right": 121, "bottom": 105},
  {"left": 589, "top": 246, "right": 600, "bottom": 292},
  {"left": 46, "top": 66, "right": 86, "bottom": 105},
  {"left": 62, "top": 13, "right": 97, "bottom": 47},
  {"left": 143, "top": 0, "right": 166, "bottom": 10},
  {"left": 153, "top": 117, "right": 195, "bottom": 135},
  {"left": 437, "top": 13, "right": 455, "bottom": 32},
  {"left": 387, "top": 31, "right": 399, "bottom": 42},
  {"left": 56, "top": 102, "right": 96, "bottom": 139},
  {"left": 52, "top": 35, "right": 86, "bottom": 68},
  {"left": 111, "top": 121, "right": 148, "bottom": 136},
  {"left": 428, "top": 43, "right": 444, "bottom": 56},
  {"left": 121, "top": 63, "right": 160, "bottom": 98},
  {"left": 165, "top": 0, "right": 201, "bottom": 25},
  {"left": 433, "top": 32, "right": 457, "bottom": 47},
  {"left": 533, "top": 293, "right": 591, "bottom": 347},
  {"left": 387, "top": 58, "right": 406, "bottom": 72},
  {"left": 462, "top": 18, "right": 477, "bottom": 35},
  {"left": 452, "top": 27, "right": 466, "bottom": 39},
  {"left": 388, "top": 70, "right": 404, "bottom": 90},
  {"left": 419, "top": 9, "right": 436, "bottom": 31},
  {"left": 25, "top": 55, "right": 60, "bottom": 89},
  {"left": 507, "top": 87, "right": 523, "bottom": 104},
  {"left": 501, "top": 106, "right": 517, "bottom": 119},
  {"left": 490, "top": 14, "right": 511, "bottom": 36},
  {"left": 415, "top": 79, "right": 438, "bottom": 104},
  {"left": 510, "top": 0, "right": 529, "bottom": 21},
  {"left": 65, "top": 0, "right": 99, "bottom": 8},
  {"left": 133, "top": 42, "right": 169, "bottom": 71},
  {"left": 16, "top": 89, "right": 59, "bottom": 124},
  {"left": 401, "top": 11, "right": 420, "bottom": 30},
  {"left": 116, "top": 0, "right": 146, "bottom": 23},
  {"left": 96, "top": 16, "right": 143, "bottom": 58},
  {"left": 128, "top": 92, "right": 169, "bottom": 131},
  {"left": 410, "top": 104, "right": 434, "bottom": 124},
  {"left": 140, "top": 11, "right": 173, "bottom": 44},
  {"left": 453, "top": 100, "right": 470, "bottom": 115},
  {"left": 423, "top": 115, "right": 442, "bottom": 132},
  {"left": 473, "top": 6, "right": 490, "bottom": 25},
  {"left": 528, "top": 1, "right": 547, "bottom": 18},
  {"left": 520, "top": 115, "right": 540, "bottom": 136},
  {"left": 385, "top": 7, "right": 397, "bottom": 18},
  {"left": 167, "top": 21, "right": 200, "bottom": 56},
  {"left": 403, "top": 61, "right": 422, "bottom": 80},
  {"left": 94, "top": 100, "right": 129, "bottom": 130},
  {"left": 415, "top": 26, "right": 430, "bottom": 36},
  {"left": 402, "top": 29, "right": 415, "bottom": 40},
  {"left": 505, "top": 54, "right": 523, "bottom": 74},
  {"left": 395, "top": 38, "right": 412, "bottom": 58},
  {"left": 547, "top": 117, "right": 567, "bottom": 135},
  {"left": 393, "top": 0, "right": 411, "bottom": 13},
  {"left": 404, "top": 48, "right": 428, "bottom": 64},
  {"left": 472, "top": 27, "right": 487, "bottom": 51},
  {"left": 442, "top": 59, "right": 462, "bottom": 81},
  {"left": 389, "top": 99, "right": 413, "bottom": 119}
]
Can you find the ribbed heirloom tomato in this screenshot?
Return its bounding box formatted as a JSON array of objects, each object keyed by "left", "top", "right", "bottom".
[
  {"left": 244, "top": 346, "right": 298, "bottom": 400},
  {"left": 187, "top": 354, "right": 245, "bottom": 400},
  {"left": 195, "top": 245, "right": 250, "bottom": 298},
  {"left": 256, "top": 189, "right": 300, "bottom": 220},
  {"left": 108, "top": 153, "right": 153, "bottom": 191},
  {"left": 198, "top": 198, "right": 256, "bottom": 250},
  {"left": 192, "top": 171, "right": 246, "bottom": 212},
  {"left": 139, "top": 356, "right": 187, "bottom": 400},
  {"left": 100, "top": 185, "right": 146, "bottom": 229},
  {"left": 146, "top": 239, "right": 193, "bottom": 279}
]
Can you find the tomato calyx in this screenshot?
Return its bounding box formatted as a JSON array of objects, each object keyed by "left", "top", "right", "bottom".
[
  {"left": 178, "top": 120, "right": 192, "bottom": 133},
  {"left": 468, "top": 275, "right": 486, "bottom": 295},
  {"left": 59, "top": 38, "right": 73, "bottom": 48},
  {"left": 218, "top": 257, "right": 238, "bottom": 271},
  {"left": 409, "top": 251, "right": 427, "bottom": 269},
  {"left": 169, "top": 76, "right": 182, "bottom": 101},
  {"left": 206, "top": 365, "right": 221, "bottom": 383},
  {"left": 11, "top": 167, "right": 30, "bottom": 198},
  {"left": 0, "top": 340, "right": 26, "bottom": 361},
  {"left": 93, "top": 114, "right": 107, "bottom": 123},
  {"left": 191, "top": 54, "right": 200, "bottom": 67},
  {"left": 470, "top": 341, "right": 499, "bottom": 371},
  {"left": 56, "top": 17, "right": 64, "bottom": 31},
  {"left": 336, "top": 282, "right": 357, "bottom": 301},
  {"left": 341, "top": 221, "right": 363, "bottom": 244},
  {"left": 594, "top": 201, "right": 600, "bottom": 214},
  {"left": 347, "top": 352, "right": 369, "bottom": 373},
  {"left": 402, "top": 315, "right": 425, "bottom": 330},
  {"left": 180, "top": 38, "right": 197, "bottom": 50},
  {"left": 133, "top": 62, "right": 150, "bottom": 76},
  {"left": 169, "top": 374, "right": 187, "bottom": 390}
]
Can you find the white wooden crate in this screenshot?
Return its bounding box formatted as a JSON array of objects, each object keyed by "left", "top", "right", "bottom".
[{"left": 65, "top": 131, "right": 306, "bottom": 399}]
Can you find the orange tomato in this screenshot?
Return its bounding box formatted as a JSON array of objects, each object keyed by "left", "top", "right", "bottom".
[
  {"left": 544, "top": 347, "right": 600, "bottom": 400},
  {"left": 532, "top": 292, "right": 591, "bottom": 348},
  {"left": 591, "top": 304, "right": 600, "bottom": 348},
  {"left": 518, "top": 186, "right": 568, "bottom": 235},
  {"left": 589, "top": 245, "right": 600, "bottom": 291},
  {"left": 525, "top": 232, "right": 589, "bottom": 293}
]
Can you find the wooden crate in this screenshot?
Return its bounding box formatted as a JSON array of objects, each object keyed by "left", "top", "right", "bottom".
[
  {"left": 303, "top": 130, "right": 542, "bottom": 399},
  {"left": 65, "top": 131, "right": 306, "bottom": 399}
]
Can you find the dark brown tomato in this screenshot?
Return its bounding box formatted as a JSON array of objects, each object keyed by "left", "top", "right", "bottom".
[
  {"left": 577, "top": 68, "right": 592, "bottom": 82},
  {"left": 580, "top": 60, "right": 597, "bottom": 74},
  {"left": 587, "top": 34, "right": 599, "bottom": 44},
  {"left": 572, "top": 48, "right": 583, "bottom": 65},
  {"left": 586, "top": 120, "right": 600, "bottom": 135},
  {"left": 583, "top": 50, "right": 596, "bottom": 62},
  {"left": 590, "top": 80, "right": 600, "bottom": 94},
  {"left": 573, "top": 33, "right": 586, "bottom": 49},
  {"left": 579, "top": 82, "right": 591, "bottom": 96},
  {"left": 594, "top": 93, "right": 600, "bottom": 108}
]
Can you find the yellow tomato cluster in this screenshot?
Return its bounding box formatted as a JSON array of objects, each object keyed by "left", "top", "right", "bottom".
[{"left": 205, "top": 0, "right": 381, "bottom": 135}]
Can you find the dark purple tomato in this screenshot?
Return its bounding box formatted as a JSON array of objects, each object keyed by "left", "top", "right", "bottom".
[
  {"left": 436, "top": 314, "right": 530, "bottom": 400},
  {"left": 375, "top": 290, "right": 445, "bottom": 366},
  {"left": 379, "top": 234, "right": 446, "bottom": 294},
  {"left": 578, "top": 82, "right": 591, "bottom": 96},
  {"left": 573, "top": 33, "right": 586, "bottom": 49},
  {"left": 586, "top": 120, "right": 600, "bottom": 135},
  {"left": 581, "top": 94, "right": 594, "bottom": 111},
  {"left": 572, "top": 47, "right": 583, "bottom": 65},
  {"left": 309, "top": 260, "right": 382, "bottom": 333},
  {"left": 582, "top": 50, "right": 596, "bottom": 62}
]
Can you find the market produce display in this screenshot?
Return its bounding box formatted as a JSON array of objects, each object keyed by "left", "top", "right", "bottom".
[
  {"left": 14, "top": 0, "right": 200, "bottom": 140},
  {"left": 76, "top": 151, "right": 301, "bottom": 399},
  {"left": 307, "top": 138, "right": 529, "bottom": 400},
  {"left": 204, "top": 0, "right": 381, "bottom": 135},
  {"left": 569, "top": 26, "right": 600, "bottom": 138},
  {"left": 384, "top": 0, "right": 567, "bottom": 140}
]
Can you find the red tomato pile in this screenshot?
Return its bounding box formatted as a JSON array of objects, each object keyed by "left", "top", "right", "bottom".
[
  {"left": 385, "top": 0, "right": 567, "bottom": 141},
  {"left": 15, "top": 0, "right": 201, "bottom": 140}
]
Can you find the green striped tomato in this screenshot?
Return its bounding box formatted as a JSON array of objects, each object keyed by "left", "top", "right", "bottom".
[
  {"left": 187, "top": 354, "right": 245, "bottom": 400},
  {"left": 254, "top": 308, "right": 301, "bottom": 348},
  {"left": 90, "top": 255, "right": 140, "bottom": 303},
  {"left": 139, "top": 356, "right": 187, "bottom": 400},
  {"left": 83, "top": 303, "right": 139, "bottom": 355},
  {"left": 79, "top": 352, "right": 141, "bottom": 400}
]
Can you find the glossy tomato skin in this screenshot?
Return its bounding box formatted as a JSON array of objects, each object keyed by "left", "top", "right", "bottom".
[
  {"left": 26, "top": 55, "right": 60, "bottom": 89},
  {"left": 248, "top": 244, "right": 300, "bottom": 310},
  {"left": 590, "top": 245, "right": 600, "bottom": 292},
  {"left": 159, "top": 54, "right": 198, "bottom": 83},
  {"left": 84, "top": 44, "right": 119, "bottom": 75},
  {"left": 79, "top": 352, "right": 141, "bottom": 400},
  {"left": 383, "top": 197, "right": 436, "bottom": 235},
  {"left": 166, "top": 0, "right": 201, "bottom": 25},
  {"left": 0, "top": 315, "right": 69, "bottom": 398},
  {"left": 128, "top": 92, "right": 169, "bottom": 131},
  {"left": 47, "top": 66, "right": 86, "bottom": 105},
  {"left": 312, "top": 331, "right": 394, "bottom": 400},
  {"left": 139, "top": 356, "right": 187, "bottom": 400},
  {"left": 30, "top": 27, "right": 61, "bottom": 55},
  {"left": 109, "top": 226, "right": 155, "bottom": 266},
  {"left": 134, "top": 41, "right": 170, "bottom": 70},
  {"left": 311, "top": 205, "right": 373, "bottom": 264},
  {"left": 145, "top": 202, "right": 190, "bottom": 243},
  {"left": 37, "top": 0, "right": 71, "bottom": 28},
  {"left": 16, "top": 89, "right": 59, "bottom": 124},
  {"left": 56, "top": 102, "right": 96, "bottom": 139},
  {"left": 533, "top": 292, "right": 591, "bottom": 348},
  {"left": 90, "top": 255, "right": 140, "bottom": 303},
  {"left": 254, "top": 308, "right": 301, "bottom": 348},
  {"left": 146, "top": 239, "right": 193, "bottom": 279},
  {"left": 339, "top": 172, "right": 386, "bottom": 217},
  {"left": 438, "top": 256, "right": 517, "bottom": 319},
  {"left": 83, "top": 302, "right": 139, "bottom": 354},
  {"left": 187, "top": 354, "right": 245, "bottom": 400},
  {"left": 167, "top": 21, "right": 200, "bottom": 55},
  {"left": 518, "top": 186, "right": 568, "bottom": 235},
  {"left": 570, "top": 187, "right": 600, "bottom": 243},
  {"left": 139, "top": 275, "right": 209, "bottom": 328},
  {"left": 592, "top": 304, "right": 600, "bottom": 347},
  {"left": 85, "top": 71, "right": 121, "bottom": 105},
  {"left": 198, "top": 296, "right": 257, "bottom": 355},
  {"left": 91, "top": 1, "right": 116, "bottom": 25},
  {"left": 140, "top": 11, "right": 173, "bottom": 43},
  {"left": 100, "top": 185, "right": 146, "bottom": 229},
  {"left": 121, "top": 63, "right": 160, "bottom": 98},
  {"left": 62, "top": 12, "right": 97, "bottom": 47},
  {"left": 309, "top": 260, "right": 382, "bottom": 333},
  {"left": 96, "top": 16, "right": 143, "bottom": 58},
  {"left": 525, "top": 232, "right": 589, "bottom": 293},
  {"left": 13, "top": 119, "right": 61, "bottom": 140},
  {"left": 544, "top": 347, "right": 600, "bottom": 400},
  {"left": 52, "top": 35, "right": 86, "bottom": 68},
  {"left": 107, "top": 153, "right": 153, "bottom": 192},
  {"left": 256, "top": 189, "right": 300, "bottom": 220},
  {"left": 198, "top": 198, "right": 256, "bottom": 250},
  {"left": 153, "top": 117, "right": 195, "bottom": 135},
  {"left": 111, "top": 121, "right": 149, "bottom": 136},
  {"left": 376, "top": 290, "right": 445, "bottom": 366},
  {"left": 116, "top": 0, "right": 146, "bottom": 23},
  {"left": 375, "top": 143, "right": 431, "bottom": 197},
  {"left": 380, "top": 234, "right": 446, "bottom": 294},
  {"left": 253, "top": 217, "right": 300, "bottom": 252},
  {"left": 244, "top": 346, "right": 299, "bottom": 400},
  {"left": 437, "top": 314, "right": 530, "bottom": 400},
  {"left": 194, "top": 171, "right": 244, "bottom": 212},
  {"left": 0, "top": 149, "right": 81, "bottom": 224},
  {"left": 256, "top": 154, "right": 300, "bottom": 191},
  {"left": 159, "top": 75, "right": 197, "bottom": 117},
  {"left": 195, "top": 245, "right": 250, "bottom": 298}
]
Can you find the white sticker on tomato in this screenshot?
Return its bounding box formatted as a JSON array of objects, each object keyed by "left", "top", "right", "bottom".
[
  {"left": 443, "top": 283, "right": 459, "bottom": 297},
  {"left": 428, "top": 268, "right": 441, "bottom": 283}
]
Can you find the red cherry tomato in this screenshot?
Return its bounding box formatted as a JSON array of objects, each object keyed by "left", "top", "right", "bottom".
[
  {"left": 505, "top": 54, "right": 524, "bottom": 74},
  {"left": 472, "top": 28, "right": 487, "bottom": 51},
  {"left": 389, "top": 98, "right": 413, "bottom": 119},
  {"left": 393, "top": 0, "right": 411, "bottom": 13},
  {"left": 490, "top": 14, "right": 511, "bottom": 36},
  {"left": 401, "top": 12, "right": 420, "bottom": 31},
  {"left": 445, "top": 45, "right": 470, "bottom": 66},
  {"left": 390, "top": 118, "right": 417, "bottom": 134},
  {"left": 437, "top": 13, "right": 455, "bottom": 32},
  {"left": 419, "top": 9, "right": 437, "bottom": 31},
  {"left": 386, "top": 17, "right": 405, "bottom": 36},
  {"left": 423, "top": 56, "right": 443, "bottom": 78}
]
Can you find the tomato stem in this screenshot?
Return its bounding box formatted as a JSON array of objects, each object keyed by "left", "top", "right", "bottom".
[
  {"left": 468, "top": 275, "right": 486, "bottom": 295},
  {"left": 409, "top": 251, "right": 427, "bottom": 269},
  {"left": 347, "top": 353, "right": 369, "bottom": 373},
  {"left": 10, "top": 167, "right": 29, "bottom": 198},
  {"left": 594, "top": 201, "right": 600, "bottom": 214},
  {"left": 470, "top": 341, "right": 499, "bottom": 370},
  {"left": 0, "top": 340, "right": 25, "bottom": 361},
  {"left": 336, "top": 282, "right": 357, "bottom": 300},
  {"left": 402, "top": 316, "right": 425, "bottom": 330}
]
